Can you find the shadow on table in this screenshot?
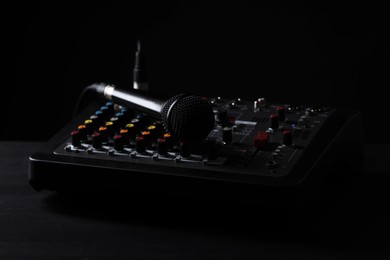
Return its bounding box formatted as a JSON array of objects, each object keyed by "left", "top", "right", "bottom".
[{"left": 42, "top": 169, "right": 390, "bottom": 253}]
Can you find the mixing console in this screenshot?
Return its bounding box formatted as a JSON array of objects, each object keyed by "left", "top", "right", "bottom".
[{"left": 29, "top": 87, "right": 364, "bottom": 207}]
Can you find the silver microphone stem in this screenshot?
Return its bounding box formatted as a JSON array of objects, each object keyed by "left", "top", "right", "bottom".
[{"left": 103, "top": 85, "right": 164, "bottom": 117}]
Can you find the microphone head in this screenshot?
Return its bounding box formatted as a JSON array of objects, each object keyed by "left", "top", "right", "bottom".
[{"left": 161, "top": 94, "right": 215, "bottom": 143}]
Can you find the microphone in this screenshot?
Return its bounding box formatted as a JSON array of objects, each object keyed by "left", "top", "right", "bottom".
[{"left": 94, "top": 83, "right": 215, "bottom": 143}]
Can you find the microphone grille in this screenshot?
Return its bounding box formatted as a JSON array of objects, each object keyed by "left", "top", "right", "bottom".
[{"left": 161, "top": 94, "right": 215, "bottom": 143}]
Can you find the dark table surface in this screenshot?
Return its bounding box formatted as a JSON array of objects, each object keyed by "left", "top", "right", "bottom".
[{"left": 1, "top": 141, "right": 389, "bottom": 259}]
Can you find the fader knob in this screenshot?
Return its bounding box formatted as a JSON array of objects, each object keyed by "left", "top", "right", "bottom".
[
  {"left": 119, "top": 107, "right": 134, "bottom": 120},
  {"left": 277, "top": 106, "right": 286, "bottom": 122},
  {"left": 99, "top": 106, "right": 110, "bottom": 120},
  {"left": 141, "top": 131, "right": 151, "bottom": 148},
  {"left": 157, "top": 138, "right": 168, "bottom": 155},
  {"left": 89, "top": 114, "right": 100, "bottom": 129},
  {"left": 125, "top": 123, "right": 137, "bottom": 139},
  {"left": 109, "top": 117, "right": 120, "bottom": 134},
  {"left": 95, "top": 110, "right": 105, "bottom": 122},
  {"left": 130, "top": 118, "right": 141, "bottom": 132},
  {"left": 92, "top": 132, "right": 102, "bottom": 149},
  {"left": 71, "top": 130, "right": 81, "bottom": 147},
  {"left": 77, "top": 124, "right": 87, "bottom": 140},
  {"left": 114, "top": 112, "right": 126, "bottom": 127},
  {"left": 180, "top": 142, "right": 191, "bottom": 158},
  {"left": 84, "top": 119, "right": 94, "bottom": 134},
  {"left": 207, "top": 140, "right": 218, "bottom": 160},
  {"left": 105, "top": 121, "right": 115, "bottom": 137},
  {"left": 217, "top": 110, "right": 228, "bottom": 124},
  {"left": 257, "top": 98, "right": 266, "bottom": 106},
  {"left": 282, "top": 130, "right": 293, "bottom": 146},
  {"left": 119, "top": 129, "right": 130, "bottom": 145},
  {"left": 235, "top": 98, "right": 244, "bottom": 105},
  {"left": 101, "top": 104, "right": 114, "bottom": 115},
  {"left": 104, "top": 101, "right": 115, "bottom": 112},
  {"left": 98, "top": 126, "right": 108, "bottom": 143},
  {"left": 163, "top": 133, "right": 173, "bottom": 149},
  {"left": 113, "top": 134, "right": 124, "bottom": 151},
  {"left": 135, "top": 136, "right": 146, "bottom": 153},
  {"left": 136, "top": 114, "right": 149, "bottom": 129},
  {"left": 222, "top": 127, "right": 233, "bottom": 144},
  {"left": 270, "top": 114, "right": 279, "bottom": 130},
  {"left": 146, "top": 125, "right": 158, "bottom": 139}
]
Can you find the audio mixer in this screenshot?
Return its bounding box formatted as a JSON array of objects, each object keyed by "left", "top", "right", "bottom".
[{"left": 29, "top": 84, "right": 364, "bottom": 208}]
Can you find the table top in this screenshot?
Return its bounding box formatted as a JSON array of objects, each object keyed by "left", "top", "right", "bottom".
[{"left": 1, "top": 141, "right": 389, "bottom": 259}]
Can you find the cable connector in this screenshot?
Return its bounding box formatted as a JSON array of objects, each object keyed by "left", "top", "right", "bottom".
[{"left": 133, "top": 40, "right": 149, "bottom": 91}]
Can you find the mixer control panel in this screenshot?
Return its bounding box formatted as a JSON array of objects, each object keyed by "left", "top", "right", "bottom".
[{"left": 29, "top": 93, "right": 363, "bottom": 205}]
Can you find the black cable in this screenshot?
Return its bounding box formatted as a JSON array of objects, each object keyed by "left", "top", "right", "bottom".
[
  {"left": 72, "top": 40, "right": 147, "bottom": 117},
  {"left": 72, "top": 83, "right": 106, "bottom": 117}
]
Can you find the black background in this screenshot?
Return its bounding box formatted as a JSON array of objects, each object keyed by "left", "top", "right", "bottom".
[
  {"left": 1, "top": 3, "right": 389, "bottom": 258},
  {"left": 3, "top": 2, "right": 389, "bottom": 143}
]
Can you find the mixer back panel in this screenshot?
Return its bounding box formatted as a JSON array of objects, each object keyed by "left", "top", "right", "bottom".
[{"left": 29, "top": 94, "right": 364, "bottom": 207}]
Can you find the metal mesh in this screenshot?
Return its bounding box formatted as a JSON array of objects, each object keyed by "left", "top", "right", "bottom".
[{"left": 161, "top": 95, "right": 215, "bottom": 143}]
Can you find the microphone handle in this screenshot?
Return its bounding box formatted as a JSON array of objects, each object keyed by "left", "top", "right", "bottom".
[{"left": 102, "top": 85, "right": 164, "bottom": 118}]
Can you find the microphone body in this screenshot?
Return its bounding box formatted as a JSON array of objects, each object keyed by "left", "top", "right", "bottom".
[
  {"left": 96, "top": 84, "right": 215, "bottom": 143},
  {"left": 103, "top": 85, "right": 163, "bottom": 117}
]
